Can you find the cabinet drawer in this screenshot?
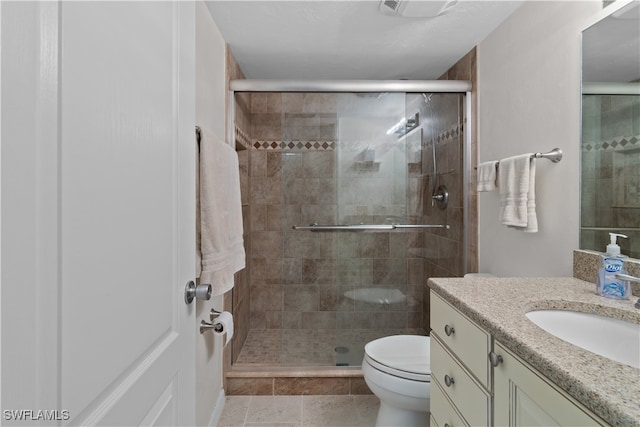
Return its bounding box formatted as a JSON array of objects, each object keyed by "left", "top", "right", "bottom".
[
  {"left": 430, "top": 291, "right": 490, "bottom": 387},
  {"left": 431, "top": 379, "right": 468, "bottom": 427},
  {"left": 431, "top": 335, "right": 490, "bottom": 426}
]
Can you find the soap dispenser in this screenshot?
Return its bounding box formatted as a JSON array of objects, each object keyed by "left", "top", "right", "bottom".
[{"left": 596, "top": 233, "right": 629, "bottom": 300}]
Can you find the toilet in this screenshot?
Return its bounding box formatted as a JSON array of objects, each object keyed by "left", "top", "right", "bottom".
[
  {"left": 362, "top": 335, "right": 430, "bottom": 427},
  {"left": 463, "top": 273, "right": 496, "bottom": 278}
]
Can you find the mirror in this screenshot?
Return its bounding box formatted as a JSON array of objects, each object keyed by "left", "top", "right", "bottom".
[{"left": 581, "top": 0, "right": 640, "bottom": 259}]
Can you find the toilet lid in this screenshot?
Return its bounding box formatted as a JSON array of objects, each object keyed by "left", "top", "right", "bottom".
[{"left": 364, "top": 335, "right": 430, "bottom": 380}]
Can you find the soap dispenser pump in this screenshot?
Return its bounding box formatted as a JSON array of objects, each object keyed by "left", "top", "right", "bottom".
[{"left": 606, "top": 233, "right": 627, "bottom": 257}]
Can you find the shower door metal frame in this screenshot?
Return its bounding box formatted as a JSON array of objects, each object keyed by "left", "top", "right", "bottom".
[
  {"left": 230, "top": 79, "right": 471, "bottom": 93},
  {"left": 228, "top": 79, "right": 473, "bottom": 276}
]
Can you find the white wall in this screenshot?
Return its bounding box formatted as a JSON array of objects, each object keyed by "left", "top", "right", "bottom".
[
  {"left": 195, "top": 1, "right": 228, "bottom": 426},
  {"left": 477, "top": 1, "right": 602, "bottom": 277}
]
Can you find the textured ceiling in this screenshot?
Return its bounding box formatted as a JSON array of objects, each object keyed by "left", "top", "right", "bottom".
[{"left": 205, "top": 1, "right": 525, "bottom": 80}]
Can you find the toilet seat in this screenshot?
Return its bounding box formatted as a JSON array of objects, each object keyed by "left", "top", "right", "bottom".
[{"left": 363, "top": 335, "right": 430, "bottom": 382}]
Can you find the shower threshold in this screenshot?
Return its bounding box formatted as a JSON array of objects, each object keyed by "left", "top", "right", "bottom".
[{"left": 226, "top": 365, "right": 369, "bottom": 396}]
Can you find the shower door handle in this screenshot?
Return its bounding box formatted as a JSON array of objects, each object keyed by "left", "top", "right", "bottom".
[
  {"left": 292, "top": 223, "right": 394, "bottom": 231},
  {"left": 292, "top": 223, "right": 450, "bottom": 231}
]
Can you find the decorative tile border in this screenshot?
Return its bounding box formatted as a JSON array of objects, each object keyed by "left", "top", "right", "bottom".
[
  {"left": 582, "top": 134, "right": 640, "bottom": 152},
  {"left": 434, "top": 123, "right": 462, "bottom": 145},
  {"left": 252, "top": 140, "right": 336, "bottom": 151},
  {"left": 247, "top": 123, "right": 460, "bottom": 151}
]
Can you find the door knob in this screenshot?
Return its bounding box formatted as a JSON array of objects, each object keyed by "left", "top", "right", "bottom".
[{"left": 184, "top": 281, "right": 212, "bottom": 304}]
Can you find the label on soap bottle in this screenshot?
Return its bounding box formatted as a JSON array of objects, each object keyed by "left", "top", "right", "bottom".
[{"left": 599, "top": 257, "right": 628, "bottom": 300}]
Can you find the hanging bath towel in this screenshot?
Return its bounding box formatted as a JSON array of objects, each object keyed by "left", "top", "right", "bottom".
[
  {"left": 498, "top": 154, "right": 538, "bottom": 233},
  {"left": 477, "top": 161, "right": 498, "bottom": 192},
  {"left": 197, "top": 126, "right": 246, "bottom": 295}
]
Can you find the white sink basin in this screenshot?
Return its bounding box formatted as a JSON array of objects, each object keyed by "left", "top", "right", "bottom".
[{"left": 525, "top": 310, "right": 640, "bottom": 369}]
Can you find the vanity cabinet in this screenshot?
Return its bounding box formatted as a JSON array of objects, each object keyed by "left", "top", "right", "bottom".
[
  {"left": 493, "top": 341, "right": 606, "bottom": 426},
  {"left": 430, "top": 292, "right": 491, "bottom": 426},
  {"left": 430, "top": 380, "right": 467, "bottom": 427},
  {"left": 430, "top": 290, "right": 608, "bottom": 427}
]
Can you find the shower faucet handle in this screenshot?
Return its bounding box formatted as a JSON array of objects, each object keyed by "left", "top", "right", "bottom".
[{"left": 431, "top": 185, "right": 449, "bottom": 210}]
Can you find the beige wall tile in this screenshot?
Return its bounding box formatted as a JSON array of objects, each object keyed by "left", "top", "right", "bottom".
[
  {"left": 349, "top": 378, "right": 373, "bottom": 395},
  {"left": 274, "top": 377, "right": 349, "bottom": 395},
  {"left": 227, "top": 378, "right": 274, "bottom": 395}
]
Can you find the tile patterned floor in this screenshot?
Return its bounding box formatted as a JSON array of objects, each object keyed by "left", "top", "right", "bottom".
[
  {"left": 235, "top": 329, "right": 426, "bottom": 367},
  {"left": 218, "top": 395, "right": 380, "bottom": 427}
]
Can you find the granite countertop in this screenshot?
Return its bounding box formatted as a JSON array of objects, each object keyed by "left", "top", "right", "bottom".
[{"left": 427, "top": 277, "right": 640, "bottom": 427}]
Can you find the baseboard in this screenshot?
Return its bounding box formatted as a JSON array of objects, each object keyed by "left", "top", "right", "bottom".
[{"left": 208, "top": 388, "right": 226, "bottom": 427}]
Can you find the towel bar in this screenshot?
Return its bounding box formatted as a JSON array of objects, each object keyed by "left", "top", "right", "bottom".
[
  {"left": 475, "top": 148, "right": 562, "bottom": 170},
  {"left": 531, "top": 148, "right": 563, "bottom": 163}
]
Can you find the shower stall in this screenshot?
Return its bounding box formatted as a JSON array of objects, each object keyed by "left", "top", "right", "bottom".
[
  {"left": 230, "top": 80, "right": 471, "bottom": 370},
  {"left": 581, "top": 87, "right": 640, "bottom": 259}
]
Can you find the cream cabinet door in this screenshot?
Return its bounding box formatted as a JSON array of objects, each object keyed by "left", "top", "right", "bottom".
[{"left": 493, "top": 342, "right": 605, "bottom": 427}]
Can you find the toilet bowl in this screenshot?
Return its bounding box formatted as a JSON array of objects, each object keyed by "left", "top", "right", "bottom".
[{"left": 362, "top": 335, "right": 430, "bottom": 427}]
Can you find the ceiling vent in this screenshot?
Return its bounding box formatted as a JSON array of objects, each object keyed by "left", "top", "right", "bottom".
[
  {"left": 382, "top": 0, "right": 402, "bottom": 13},
  {"left": 379, "top": 0, "right": 458, "bottom": 18}
]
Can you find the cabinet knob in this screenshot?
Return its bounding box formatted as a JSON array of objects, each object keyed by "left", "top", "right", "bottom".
[
  {"left": 489, "top": 351, "right": 503, "bottom": 367},
  {"left": 444, "top": 374, "right": 455, "bottom": 387},
  {"left": 444, "top": 324, "right": 455, "bottom": 336}
]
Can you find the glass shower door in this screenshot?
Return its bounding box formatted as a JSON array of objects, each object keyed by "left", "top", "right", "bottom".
[
  {"left": 334, "top": 92, "right": 420, "bottom": 366},
  {"left": 276, "top": 91, "right": 463, "bottom": 367}
]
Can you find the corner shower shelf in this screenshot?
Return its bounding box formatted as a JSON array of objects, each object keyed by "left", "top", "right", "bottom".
[{"left": 353, "top": 161, "right": 381, "bottom": 172}]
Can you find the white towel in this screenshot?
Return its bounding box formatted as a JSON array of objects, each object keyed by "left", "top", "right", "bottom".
[
  {"left": 476, "top": 161, "right": 498, "bottom": 192},
  {"left": 197, "top": 127, "right": 246, "bottom": 295},
  {"left": 498, "top": 154, "right": 538, "bottom": 233}
]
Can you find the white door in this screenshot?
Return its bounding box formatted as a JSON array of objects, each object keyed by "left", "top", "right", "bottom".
[{"left": 1, "top": 2, "right": 196, "bottom": 425}]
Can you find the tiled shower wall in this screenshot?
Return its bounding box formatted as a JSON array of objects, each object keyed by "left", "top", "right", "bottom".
[
  {"left": 233, "top": 92, "right": 468, "bottom": 355},
  {"left": 227, "top": 48, "right": 251, "bottom": 369},
  {"left": 423, "top": 47, "right": 479, "bottom": 331},
  {"left": 581, "top": 94, "right": 640, "bottom": 258},
  {"left": 247, "top": 92, "right": 422, "bottom": 333}
]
